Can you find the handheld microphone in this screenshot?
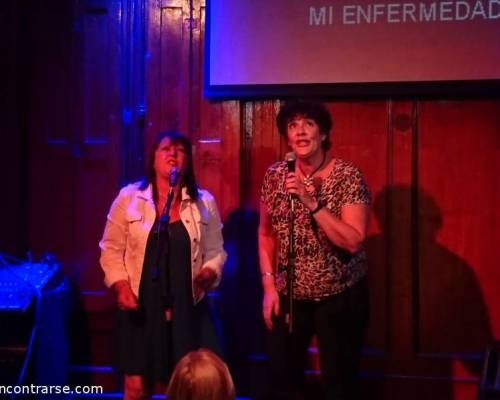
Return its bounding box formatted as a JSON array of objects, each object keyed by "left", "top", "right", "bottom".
[
  {"left": 169, "top": 167, "right": 179, "bottom": 187},
  {"left": 285, "top": 152, "right": 296, "bottom": 173}
]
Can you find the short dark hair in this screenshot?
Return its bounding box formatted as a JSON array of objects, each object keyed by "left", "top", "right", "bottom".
[
  {"left": 139, "top": 131, "right": 199, "bottom": 200},
  {"left": 276, "top": 100, "right": 333, "bottom": 150}
]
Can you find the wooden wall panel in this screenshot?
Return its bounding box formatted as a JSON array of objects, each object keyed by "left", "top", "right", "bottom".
[
  {"left": 241, "top": 101, "right": 283, "bottom": 210},
  {"left": 28, "top": 0, "right": 121, "bottom": 300},
  {"left": 194, "top": 101, "right": 241, "bottom": 219},
  {"left": 384, "top": 101, "right": 416, "bottom": 368},
  {"left": 75, "top": 1, "right": 122, "bottom": 294},
  {"left": 146, "top": 0, "right": 190, "bottom": 151},
  {"left": 81, "top": 9, "right": 116, "bottom": 143},
  {"left": 194, "top": 2, "right": 240, "bottom": 215},
  {"left": 28, "top": 1, "right": 78, "bottom": 271},
  {"left": 417, "top": 100, "right": 499, "bottom": 355},
  {"left": 329, "top": 101, "right": 391, "bottom": 355}
]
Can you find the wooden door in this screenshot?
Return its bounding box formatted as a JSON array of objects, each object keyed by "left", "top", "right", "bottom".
[{"left": 28, "top": 0, "right": 122, "bottom": 370}]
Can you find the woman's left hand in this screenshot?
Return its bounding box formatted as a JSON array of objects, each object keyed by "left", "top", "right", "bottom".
[
  {"left": 285, "top": 173, "right": 316, "bottom": 210},
  {"left": 194, "top": 267, "right": 217, "bottom": 298}
]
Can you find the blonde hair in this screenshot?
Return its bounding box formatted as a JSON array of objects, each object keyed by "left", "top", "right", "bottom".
[{"left": 166, "top": 349, "right": 235, "bottom": 400}]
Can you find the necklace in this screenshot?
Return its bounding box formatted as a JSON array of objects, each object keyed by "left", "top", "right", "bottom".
[{"left": 298, "top": 152, "right": 326, "bottom": 187}]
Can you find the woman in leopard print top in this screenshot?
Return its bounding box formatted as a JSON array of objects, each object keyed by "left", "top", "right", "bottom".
[{"left": 259, "top": 100, "right": 371, "bottom": 400}]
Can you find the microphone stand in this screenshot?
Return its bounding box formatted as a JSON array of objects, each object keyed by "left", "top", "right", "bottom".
[
  {"left": 159, "top": 167, "right": 180, "bottom": 322},
  {"left": 285, "top": 154, "right": 297, "bottom": 335},
  {"left": 286, "top": 195, "right": 296, "bottom": 334},
  {"left": 156, "top": 183, "right": 180, "bottom": 378},
  {"left": 158, "top": 187, "right": 174, "bottom": 321},
  {"left": 153, "top": 167, "right": 179, "bottom": 376}
]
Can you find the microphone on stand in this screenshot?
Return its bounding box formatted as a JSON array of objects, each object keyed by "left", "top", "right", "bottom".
[
  {"left": 160, "top": 167, "right": 179, "bottom": 225},
  {"left": 284, "top": 152, "right": 296, "bottom": 333},
  {"left": 163, "top": 165, "right": 179, "bottom": 323},
  {"left": 169, "top": 167, "right": 179, "bottom": 190}
]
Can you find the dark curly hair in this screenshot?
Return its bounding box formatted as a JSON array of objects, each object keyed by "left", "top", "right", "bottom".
[
  {"left": 139, "top": 131, "right": 199, "bottom": 201},
  {"left": 276, "top": 100, "right": 333, "bottom": 150}
]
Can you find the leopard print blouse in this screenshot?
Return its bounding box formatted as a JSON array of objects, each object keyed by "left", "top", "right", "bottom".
[{"left": 261, "top": 158, "right": 371, "bottom": 300}]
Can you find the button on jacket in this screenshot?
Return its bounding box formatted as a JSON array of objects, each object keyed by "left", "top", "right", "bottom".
[{"left": 99, "top": 182, "right": 227, "bottom": 303}]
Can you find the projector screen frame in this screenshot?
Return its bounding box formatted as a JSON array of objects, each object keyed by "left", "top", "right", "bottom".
[
  {"left": 203, "top": 79, "right": 500, "bottom": 100},
  {"left": 204, "top": 0, "right": 500, "bottom": 100}
]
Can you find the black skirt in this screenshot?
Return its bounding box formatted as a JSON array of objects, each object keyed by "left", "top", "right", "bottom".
[{"left": 114, "top": 219, "right": 221, "bottom": 383}]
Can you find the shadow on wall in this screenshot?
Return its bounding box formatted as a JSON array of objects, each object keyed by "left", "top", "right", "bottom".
[
  {"left": 365, "top": 184, "right": 492, "bottom": 400},
  {"left": 219, "top": 208, "right": 267, "bottom": 399}
]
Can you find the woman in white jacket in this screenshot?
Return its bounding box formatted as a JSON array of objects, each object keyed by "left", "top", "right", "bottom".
[{"left": 99, "top": 131, "right": 227, "bottom": 400}]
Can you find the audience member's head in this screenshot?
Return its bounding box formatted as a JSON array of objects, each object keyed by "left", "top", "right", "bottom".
[{"left": 166, "top": 349, "right": 235, "bottom": 400}]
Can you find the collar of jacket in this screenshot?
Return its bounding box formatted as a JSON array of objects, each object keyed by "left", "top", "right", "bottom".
[{"left": 136, "top": 184, "right": 194, "bottom": 203}]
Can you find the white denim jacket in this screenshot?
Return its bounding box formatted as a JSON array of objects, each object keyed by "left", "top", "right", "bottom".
[{"left": 99, "top": 182, "right": 227, "bottom": 303}]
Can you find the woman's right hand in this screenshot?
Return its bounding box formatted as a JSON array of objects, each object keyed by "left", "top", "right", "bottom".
[
  {"left": 113, "top": 280, "right": 139, "bottom": 310},
  {"left": 262, "top": 287, "right": 280, "bottom": 330}
]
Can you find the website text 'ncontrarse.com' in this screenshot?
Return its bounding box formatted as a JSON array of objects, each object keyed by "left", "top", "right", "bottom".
[{"left": 0, "top": 384, "right": 104, "bottom": 395}]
